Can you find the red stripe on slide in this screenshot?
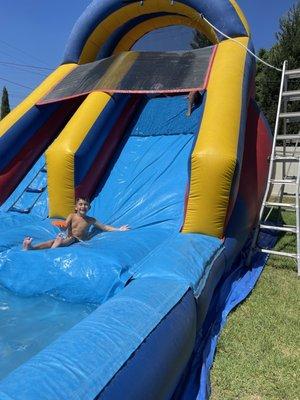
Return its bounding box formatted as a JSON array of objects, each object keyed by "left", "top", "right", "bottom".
[
  {"left": 225, "top": 99, "right": 272, "bottom": 234},
  {"left": 75, "top": 95, "right": 142, "bottom": 199},
  {"left": 38, "top": 87, "right": 206, "bottom": 105},
  {"left": 0, "top": 98, "right": 82, "bottom": 204},
  {"left": 202, "top": 45, "right": 217, "bottom": 89}
]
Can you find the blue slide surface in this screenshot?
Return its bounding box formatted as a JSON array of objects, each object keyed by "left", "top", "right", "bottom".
[{"left": 0, "top": 95, "right": 221, "bottom": 304}]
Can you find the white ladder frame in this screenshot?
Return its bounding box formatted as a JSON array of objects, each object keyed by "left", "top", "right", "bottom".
[{"left": 247, "top": 61, "right": 300, "bottom": 275}]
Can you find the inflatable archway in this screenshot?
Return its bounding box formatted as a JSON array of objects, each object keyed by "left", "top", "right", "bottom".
[
  {"left": 0, "top": 1, "right": 272, "bottom": 399},
  {"left": 63, "top": 0, "right": 249, "bottom": 63},
  {"left": 43, "top": 0, "right": 254, "bottom": 238}
]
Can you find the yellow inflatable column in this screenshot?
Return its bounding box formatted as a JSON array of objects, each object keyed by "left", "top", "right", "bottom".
[
  {"left": 0, "top": 64, "right": 77, "bottom": 136},
  {"left": 182, "top": 37, "right": 250, "bottom": 238},
  {"left": 46, "top": 92, "right": 111, "bottom": 218}
]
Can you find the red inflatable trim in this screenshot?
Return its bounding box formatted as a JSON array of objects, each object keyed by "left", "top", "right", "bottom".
[
  {"left": 231, "top": 100, "right": 272, "bottom": 230},
  {"left": 75, "top": 96, "right": 141, "bottom": 199},
  {"left": 0, "top": 98, "right": 82, "bottom": 205}
]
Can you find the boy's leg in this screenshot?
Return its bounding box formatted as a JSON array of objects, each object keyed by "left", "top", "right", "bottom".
[
  {"left": 23, "top": 237, "right": 55, "bottom": 250},
  {"left": 51, "top": 236, "right": 77, "bottom": 249},
  {"left": 23, "top": 235, "right": 77, "bottom": 250}
]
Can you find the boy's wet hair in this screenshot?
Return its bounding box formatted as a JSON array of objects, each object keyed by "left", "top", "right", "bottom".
[
  {"left": 74, "top": 197, "right": 90, "bottom": 213},
  {"left": 75, "top": 197, "right": 90, "bottom": 204}
]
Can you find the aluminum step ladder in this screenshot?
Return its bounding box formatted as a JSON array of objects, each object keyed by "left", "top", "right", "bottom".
[
  {"left": 8, "top": 165, "right": 47, "bottom": 214},
  {"left": 247, "top": 61, "right": 300, "bottom": 275}
]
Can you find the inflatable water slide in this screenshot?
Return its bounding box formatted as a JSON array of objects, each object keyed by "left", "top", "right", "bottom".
[{"left": 0, "top": 1, "right": 273, "bottom": 399}]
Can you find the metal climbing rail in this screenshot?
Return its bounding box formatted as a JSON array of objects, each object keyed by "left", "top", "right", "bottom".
[{"left": 247, "top": 61, "right": 300, "bottom": 275}]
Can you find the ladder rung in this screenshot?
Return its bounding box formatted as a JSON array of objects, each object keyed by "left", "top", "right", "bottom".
[
  {"left": 279, "top": 112, "right": 300, "bottom": 121},
  {"left": 282, "top": 90, "right": 300, "bottom": 101},
  {"left": 259, "top": 248, "right": 298, "bottom": 258},
  {"left": 269, "top": 178, "right": 297, "bottom": 184},
  {"left": 273, "top": 156, "right": 300, "bottom": 162},
  {"left": 9, "top": 207, "right": 30, "bottom": 214},
  {"left": 285, "top": 68, "right": 300, "bottom": 79},
  {"left": 26, "top": 186, "right": 46, "bottom": 194},
  {"left": 264, "top": 201, "right": 297, "bottom": 209},
  {"left": 276, "top": 134, "right": 300, "bottom": 141},
  {"left": 260, "top": 224, "right": 297, "bottom": 233}
]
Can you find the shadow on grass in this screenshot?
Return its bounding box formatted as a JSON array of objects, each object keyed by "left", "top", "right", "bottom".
[{"left": 263, "top": 208, "right": 297, "bottom": 271}]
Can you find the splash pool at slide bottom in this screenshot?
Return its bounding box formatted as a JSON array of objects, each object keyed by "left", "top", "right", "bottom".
[{"left": 0, "top": 285, "right": 96, "bottom": 381}]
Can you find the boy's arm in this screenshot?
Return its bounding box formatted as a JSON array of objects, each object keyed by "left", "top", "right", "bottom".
[
  {"left": 63, "top": 214, "right": 73, "bottom": 231},
  {"left": 65, "top": 214, "right": 73, "bottom": 227},
  {"left": 93, "top": 219, "right": 129, "bottom": 232}
]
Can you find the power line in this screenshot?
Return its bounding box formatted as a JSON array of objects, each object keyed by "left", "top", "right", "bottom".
[
  {"left": 6, "top": 93, "right": 26, "bottom": 99},
  {"left": 0, "top": 38, "right": 50, "bottom": 67},
  {"left": 0, "top": 61, "right": 53, "bottom": 71},
  {"left": 0, "top": 77, "right": 33, "bottom": 90},
  {"left": 0, "top": 64, "right": 48, "bottom": 78},
  {"left": 0, "top": 49, "right": 29, "bottom": 65},
  {"left": 5, "top": 90, "right": 27, "bottom": 96}
]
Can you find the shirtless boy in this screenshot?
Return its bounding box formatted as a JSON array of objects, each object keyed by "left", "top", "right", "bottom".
[{"left": 23, "top": 197, "right": 129, "bottom": 250}]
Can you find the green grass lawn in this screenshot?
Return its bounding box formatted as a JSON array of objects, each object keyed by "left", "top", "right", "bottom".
[{"left": 210, "top": 210, "right": 300, "bottom": 400}]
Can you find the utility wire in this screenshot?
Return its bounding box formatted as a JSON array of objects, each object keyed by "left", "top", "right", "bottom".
[
  {"left": 0, "top": 61, "right": 53, "bottom": 71},
  {"left": 0, "top": 38, "right": 50, "bottom": 67},
  {"left": 0, "top": 64, "right": 48, "bottom": 78},
  {"left": 6, "top": 90, "right": 27, "bottom": 97},
  {"left": 0, "top": 49, "right": 31, "bottom": 65},
  {"left": 7, "top": 93, "right": 26, "bottom": 99},
  {"left": 199, "top": 13, "right": 282, "bottom": 72},
  {"left": 0, "top": 76, "right": 33, "bottom": 90}
]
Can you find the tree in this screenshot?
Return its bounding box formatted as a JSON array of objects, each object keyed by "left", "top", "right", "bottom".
[
  {"left": 190, "top": 30, "right": 212, "bottom": 49},
  {"left": 256, "top": 2, "right": 300, "bottom": 129},
  {"left": 1, "top": 86, "right": 10, "bottom": 120}
]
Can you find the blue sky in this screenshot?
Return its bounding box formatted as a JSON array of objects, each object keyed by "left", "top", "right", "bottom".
[{"left": 0, "top": 0, "right": 297, "bottom": 108}]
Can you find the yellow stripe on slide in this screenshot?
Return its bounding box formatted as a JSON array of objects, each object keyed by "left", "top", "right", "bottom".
[
  {"left": 229, "top": 0, "right": 250, "bottom": 36},
  {"left": 113, "top": 15, "right": 216, "bottom": 54},
  {"left": 95, "top": 51, "right": 139, "bottom": 89},
  {"left": 0, "top": 64, "right": 77, "bottom": 137},
  {"left": 182, "top": 37, "right": 250, "bottom": 238},
  {"left": 46, "top": 91, "right": 111, "bottom": 218}
]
